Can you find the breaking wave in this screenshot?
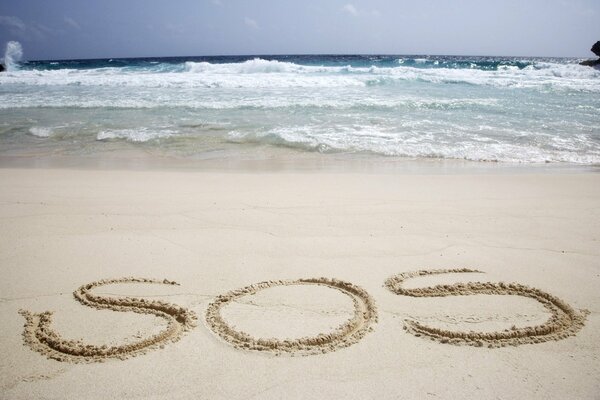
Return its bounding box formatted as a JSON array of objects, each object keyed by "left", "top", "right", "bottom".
[{"left": 0, "top": 57, "right": 598, "bottom": 92}]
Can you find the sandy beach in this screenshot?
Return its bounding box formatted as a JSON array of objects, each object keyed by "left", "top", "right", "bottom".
[
  {"left": 0, "top": 165, "right": 599, "bottom": 399},
  {"left": 2, "top": 1, "right": 599, "bottom": 398}
]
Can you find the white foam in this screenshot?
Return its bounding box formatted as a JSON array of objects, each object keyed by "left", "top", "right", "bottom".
[
  {"left": 185, "top": 58, "right": 305, "bottom": 74},
  {"left": 0, "top": 68, "right": 363, "bottom": 89},
  {"left": 229, "top": 125, "right": 600, "bottom": 164},
  {"left": 28, "top": 126, "right": 53, "bottom": 137},
  {"left": 96, "top": 128, "right": 175, "bottom": 142},
  {"left": 1, "top": 58, "right": 597, "bottom": 92},
  {"left": 0, "top": 92, "right": 500, "bottom": 110}
]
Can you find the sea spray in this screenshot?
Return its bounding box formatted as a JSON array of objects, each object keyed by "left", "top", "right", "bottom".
[{"left": 3, "top": 41, "right": 23, "bottom": 71}]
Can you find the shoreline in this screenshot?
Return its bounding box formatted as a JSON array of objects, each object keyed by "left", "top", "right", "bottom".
[{"left": 1, "top": 153, "right": 598, "bottom": 175}]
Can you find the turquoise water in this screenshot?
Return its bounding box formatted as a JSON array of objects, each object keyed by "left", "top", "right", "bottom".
[{"left": 1, "top": 53, "right": 599, "bottom": 164}]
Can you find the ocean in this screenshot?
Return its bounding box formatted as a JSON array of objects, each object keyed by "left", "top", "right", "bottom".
[{"left": 1, "top": 50, "right": 599, "bottom": 165}]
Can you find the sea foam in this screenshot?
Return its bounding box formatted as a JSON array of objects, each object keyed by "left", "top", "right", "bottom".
[
  {"left": 97, "top": 128, "right": 175, "bottom": 142},
  {"left": 1, "top": 58, "right": 598, "bottom": 92},
  {"left": 29, "top": 127, "right": 53, "bottom": 138}
]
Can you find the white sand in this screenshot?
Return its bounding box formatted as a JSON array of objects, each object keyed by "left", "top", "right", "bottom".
[{"left": 1, "top": 167, "right": 599, "bottom": 399}]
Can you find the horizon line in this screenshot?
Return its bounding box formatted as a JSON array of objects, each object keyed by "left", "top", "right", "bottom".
[{"left": 21, "top": 52, "right": 589, "bottom": 64}]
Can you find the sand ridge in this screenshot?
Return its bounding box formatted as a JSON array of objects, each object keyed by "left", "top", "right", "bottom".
[
  {"left": 19, "top": 277, "right": 198, "bottom": 363},
  {"left": 384, "top": 268, "right": 589, "bottom": 348},
  {"left": 205, "top": 277, "right": 378, "bottom": 355}
]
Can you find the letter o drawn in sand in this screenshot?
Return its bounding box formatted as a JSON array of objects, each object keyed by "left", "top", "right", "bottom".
[
  {"left": 384, "top": 268, "right": 588, "bottom": 348},
  {"left": 19, "top": 278, "right": 197, "bottom": 363},
  {"left": 205, "top": 278, "right": 378, "bottom": 355}
]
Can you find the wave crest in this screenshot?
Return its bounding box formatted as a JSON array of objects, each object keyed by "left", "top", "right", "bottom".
[
  {"left": 184, "top": 58, "right": 307, "bottom": 74},
  {"left": 2, "top": 58, "right": 598, "bottom": 92}
]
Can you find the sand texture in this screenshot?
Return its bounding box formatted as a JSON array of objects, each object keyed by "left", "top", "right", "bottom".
[
  {"left": 19, "top": 278, "right": 197, "bottom": 363},
  {"left": 385, "top": 268, "right": 588, "bottom": 347},
  {"left": 1, "top": 167, "right": 599, "bottom": 399}
]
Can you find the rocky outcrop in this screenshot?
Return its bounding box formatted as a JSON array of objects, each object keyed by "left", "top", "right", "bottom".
[
  {"left": 580, "top": 41, "right": 600, "bottom": 67},
  {"left": 580, "top": 59, "right": 600, "bottom": 67},
  {"left": 592, "top": 41, "right": 600, "bottom": 57},
  {"left": 0, "top": 64, "right": 5, "bottom": 72}
]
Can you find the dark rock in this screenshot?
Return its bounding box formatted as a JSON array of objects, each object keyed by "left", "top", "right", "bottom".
[
  {"left": 579, "top": 59, "right": 600, "bottom": 67},
  {"left": 579, "top": 41, "right": 600, "bottom": 67},
  {"left": 0, "top": 64, "right": 5, "bottom": 72},
  {"left": 592, "top": 41, "right": 600, "bottom": 57}
]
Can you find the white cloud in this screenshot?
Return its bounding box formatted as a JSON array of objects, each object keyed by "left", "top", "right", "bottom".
[
  {"left": 0, "top": 15, "right": 26, "bottom": 32},
  {"left": 371, "top": 9, "right": 381, "bottom": 17},
  {"left": 342, "top": 4, "right": 358, "bottom": 16},
  {"left": 0, "top": 14, "right": 68, "bottom": 44},
  {"left": 244, "top": 17, "right": 259, "bottom": 29},
  {"left": 32, "top": 23, "right": 58, "bottom": 40},
  {"left": 64, "top": 16, "right": 81, "bottom": 30},
  {"left": 0, "top": 15, "right": 59, "bottom": 41}
]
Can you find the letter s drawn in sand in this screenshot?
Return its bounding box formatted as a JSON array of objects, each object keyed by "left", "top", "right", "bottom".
[
  {"left": 384, "top": 268, "right": 588, "bottom": 348},
  {"left": 19, "top": 277, "right": 197, "bottom": 363}
]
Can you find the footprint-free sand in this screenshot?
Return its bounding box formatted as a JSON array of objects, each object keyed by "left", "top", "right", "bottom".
[{"left": 1, "top": 164, "right": 599, "bottom": 399}]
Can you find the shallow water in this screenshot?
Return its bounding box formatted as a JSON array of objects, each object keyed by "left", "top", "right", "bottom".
[{"left": 1, "top": 54, "right": 599, "bottom": 165}]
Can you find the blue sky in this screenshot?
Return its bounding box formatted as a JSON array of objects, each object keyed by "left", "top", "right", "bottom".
[{"left": 0, "top": 0, "right": 598, "bottom": 60}]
